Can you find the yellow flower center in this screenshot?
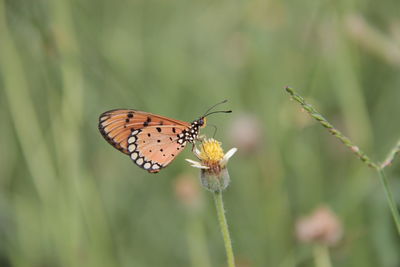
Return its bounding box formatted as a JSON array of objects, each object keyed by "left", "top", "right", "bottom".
[{"left": 199, "top": 139, "right": 224, "bottom": 163}]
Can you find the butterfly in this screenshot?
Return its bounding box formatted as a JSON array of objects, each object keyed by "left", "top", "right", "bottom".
[{"left": 98, "top": 101, "right": 231, "bottom": 173}]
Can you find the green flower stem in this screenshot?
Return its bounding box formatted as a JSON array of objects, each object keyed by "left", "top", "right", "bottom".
[
  {"left": 377, "top": 168, "right": 400, "bottom": 235},
  {"left": 213, "top": 191, "right": 235, "bottom": 267},
  {"left": 285, "top": 87, "right": 400, "bottom": 235},
  {"left": 313, "top": 245, "right": 332, "bottom": 267}
]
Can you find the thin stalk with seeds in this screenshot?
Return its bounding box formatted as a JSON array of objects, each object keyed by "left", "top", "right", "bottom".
[
  {"left": 285, "top": 87, "right": 377, "bottom": 169},
  {"left": 381, "top": 139, "right": 400, "bottom": 169},
  {"left": 285, "top": 86, "right": 400, "bottom": 236}
]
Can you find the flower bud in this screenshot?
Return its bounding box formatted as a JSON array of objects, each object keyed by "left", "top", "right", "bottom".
[
  {"left": 200, "top": 167, "right": 230, "bottom": 192},
  {"left": 296, "top": 205, "right": 343, "bottom": 246}
]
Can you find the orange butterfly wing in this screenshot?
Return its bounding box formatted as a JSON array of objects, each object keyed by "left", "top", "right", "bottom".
[{"left": 98, "top": 109, "right": 190, "bottom": 173}]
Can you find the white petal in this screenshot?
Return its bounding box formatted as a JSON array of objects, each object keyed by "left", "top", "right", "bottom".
[
  {"left": 185, "top": 159, "right": 200, "bottom": 165},
  {"left": 185, "top": 159, "right": 210, "bottom": 169},
  {"left": 224, "top": 148, "right": 237, "bottom": 160},
  {"left": 191, "top": 164, "right": 210, "bottom": 169},
  {"left": 193, "top": 147, "right": 201, "bottom": 159},
  {"left": 221, "top": 148, "right": 237, "bottom": 165}
]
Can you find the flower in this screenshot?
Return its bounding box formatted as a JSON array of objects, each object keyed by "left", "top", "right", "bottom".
[
  {"left": 228, "top": 113, "right": 263, "bottom": 153},
  {"left": 295, "top": 205, "right": 343, "bottom": 246},
  {"left": 174, "top": 173, "right": 203, "bottom": 210},
  {"left": 186, "top": 138, "right": 237, "bottom": 192}
]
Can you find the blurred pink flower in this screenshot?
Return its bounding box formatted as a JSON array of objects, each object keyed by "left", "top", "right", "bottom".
[
  {"left": 296, "top": 205, "right": 343, "bottom": 246},
  {"left": 236, "top": 257, "right": 252, "bottom": 267},
  {"left": 229, "top": 113, "right": 263, "bottom": 153},
  {"left": 174, "top": 173, "right": 203, "bottom": 210}
]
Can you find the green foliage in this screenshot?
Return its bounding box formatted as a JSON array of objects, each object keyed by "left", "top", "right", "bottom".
[{"left": 0, "top": 0, "right": 399, "bottom": 266}]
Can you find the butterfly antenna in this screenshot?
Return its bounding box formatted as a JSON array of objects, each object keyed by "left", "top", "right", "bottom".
[
  {"left": 204, "top": 110, "right": 232, "bottom": 117},
  {"left": 203, "top": 100, "right": 228, "bottom": 117}
]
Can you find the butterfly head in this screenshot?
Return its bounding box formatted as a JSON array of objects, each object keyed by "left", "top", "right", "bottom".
[
  {"left": 191, "top": 117, "right": 206, "bottom": 131},
  {"left": 198, "top": 117, "right": 207, "bottom": 128},
  {"left": 193, "top": 100, "right": 232, "bottom": 132}
]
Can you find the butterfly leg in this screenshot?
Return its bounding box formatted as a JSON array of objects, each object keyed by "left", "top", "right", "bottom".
[
  {"left": 197, "top": 134, "right": 206, "bottom": 142},
  {"left": 192, "top": 135, "right": 206, "bottom": 152},
  {"left": 190, "top": 142, "right": 202, "bottom": 159}
]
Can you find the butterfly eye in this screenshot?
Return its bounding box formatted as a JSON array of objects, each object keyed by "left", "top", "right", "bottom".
[{"left": 200, "top": 117, "right": 207, "bottom": 128}]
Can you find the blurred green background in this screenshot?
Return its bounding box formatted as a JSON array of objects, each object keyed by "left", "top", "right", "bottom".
[{"left": 1, "top": 0, "right": 400, "bottom": 266}]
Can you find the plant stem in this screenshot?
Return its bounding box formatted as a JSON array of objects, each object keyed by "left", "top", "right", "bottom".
[
  {"left": 213, "top": 191, "right": 235, "bottom": 267},
  {"left": 377, "top": 168, "right": 400, "bottom": 235},
  {"left": 313, "top": 245, "right": 332, "bottom": 267},
  {"left": 285, "top": 87, "right": 400, "bottom": 236}
]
